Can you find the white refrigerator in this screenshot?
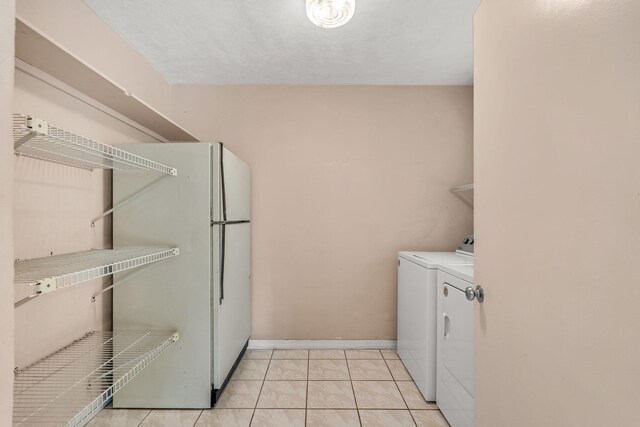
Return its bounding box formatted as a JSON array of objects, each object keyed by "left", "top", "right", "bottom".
[{"left": 112, "top": 143, "right": 251, "bottom": 408}]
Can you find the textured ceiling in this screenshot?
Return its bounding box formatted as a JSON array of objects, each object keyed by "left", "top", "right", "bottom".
[{"left": 83, "top": 0, "right": 481, "bottom": 85}]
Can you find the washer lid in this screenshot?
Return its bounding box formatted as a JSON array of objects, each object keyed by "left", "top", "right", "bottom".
[
  {"left": 438, "top": 264, "right": 474, "bottom": 284},
  {"left": 398, "top": 251, "right": 474, "bottom": 269}
]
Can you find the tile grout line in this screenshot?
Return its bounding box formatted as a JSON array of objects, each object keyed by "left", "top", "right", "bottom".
[
  {"left": 136, "top": 409, "right": 152, "bottom": 427},
  {"left": 383, "top": 353, "right": 417, "bottom": 427},
  {"left": 305, "top": 350, "right": 309, "bottom": 426},
  {"left": 191, "top": 409, "right": 204, "bottom": 427},
  {"left": 345, "top": 349, "right": 363, "bottom": 427},
  {"left": 249, "top": 350, "right": 273, "bottom": 426},
  {"left": 388, "top": 354, "right": 446, "bottom": 414}
]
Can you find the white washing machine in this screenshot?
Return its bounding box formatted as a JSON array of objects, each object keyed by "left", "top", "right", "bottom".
[
  {"left": 437, "top": 263, "right": 482, "bottom": 427},
  {"left": 397, "top": 235, "right": 474, "bottom": 401}
]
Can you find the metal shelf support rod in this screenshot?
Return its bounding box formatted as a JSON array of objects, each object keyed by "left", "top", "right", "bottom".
[
  {"left": 91, "top": 264, "right": 153, "bottom": 302},
  {"left": 14, "top": 294, "right": 39, "bottom": 308},
  {"left": 14, "top": 132, "right": 36, "bottom": 150},
  {"left": 90, "top": 175, "right": 170, "bottom": 227},
  {"left": 450, "top": 183, "right": 474, "bottom": 193}
]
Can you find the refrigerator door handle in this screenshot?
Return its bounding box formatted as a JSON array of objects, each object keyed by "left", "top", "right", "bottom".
[
  {"left": 211, "top": 220, "right": 250, "bottom": 225},
  {"left": 218, "top": 144, "right": 227, "bottom": 305},
  {"left": 219, "top": 224, "right": 225, "bottom": 305}
]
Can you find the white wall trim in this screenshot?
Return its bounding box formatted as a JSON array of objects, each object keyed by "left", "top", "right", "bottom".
[{"left": 248, "top": 340, "right": 396, "bottom": 350}]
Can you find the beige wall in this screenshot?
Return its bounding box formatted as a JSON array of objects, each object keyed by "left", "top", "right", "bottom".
[
  {"left": 1, "top": 1, "right": 16, "bottom": 424},
  {"left": 173, "top": 85, "right": 474, "bottom": 339},
  {"left": 16, "top": 0, "right": 173, "bottom": 118},
  {"left": 474, "top": 1, "right": 640, "bottom": 426}
]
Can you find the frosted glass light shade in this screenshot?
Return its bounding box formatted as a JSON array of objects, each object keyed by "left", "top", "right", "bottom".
[{"left": 306, "top": 0, "right": 355, "bottom": 28}]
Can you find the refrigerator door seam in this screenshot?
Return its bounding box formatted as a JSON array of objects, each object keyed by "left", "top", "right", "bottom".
[{"left": 211, "top": 220, "right": 250, "bottom": 225}]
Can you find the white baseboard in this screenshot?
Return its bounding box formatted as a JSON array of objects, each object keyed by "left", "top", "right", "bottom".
[{"left": 248, "top": 340, "right": 396, "bottom": 350}]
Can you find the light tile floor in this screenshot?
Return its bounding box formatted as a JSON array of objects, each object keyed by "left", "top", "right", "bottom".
[{"left": 88, "top": 349, "right": 449, "bottom": 427}]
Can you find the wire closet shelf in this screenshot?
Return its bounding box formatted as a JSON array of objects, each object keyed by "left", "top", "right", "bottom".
[
  {"left": 13, "top": 331, "right": 179, "bottom": 427},
  {"left": 14, "top": 247, "right": 179, "bottom": 300},
  {"left": 12, "top": 114, "right": 177, "bottom": 175}
]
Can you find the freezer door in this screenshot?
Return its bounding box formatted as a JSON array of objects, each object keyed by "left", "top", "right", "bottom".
[
  {"left": 212, "top": 144, "right": 251, "bottom": 222},
  {"left": 211, "top": 144, "right": 251, "bottom": 389}
]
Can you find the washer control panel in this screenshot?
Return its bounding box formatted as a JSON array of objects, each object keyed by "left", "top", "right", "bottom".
[{"left": 456, "top": 234, "right": 474, "bottom": 254}]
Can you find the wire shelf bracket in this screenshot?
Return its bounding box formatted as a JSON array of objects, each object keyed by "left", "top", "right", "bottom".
[
  {"left": 450, "top": 183, "right": 474, "bottom": 193},
  {"left": 13, "top": 114, "right": 178, "bottom": 175},
  {"left": 14, "top": 247, "right": 179, "bottom": 305},
  {"left": 91, "top": 263, "right": 154, "bottom": 303},
  {"left": 90, "top": 174, "right": 171, "bottom": 228},
  {"left": 13, "top": 330, "right": 179, "bottom": 427},
  {"left": 450, "top": 183, "right": 474, "bottom": 208}
]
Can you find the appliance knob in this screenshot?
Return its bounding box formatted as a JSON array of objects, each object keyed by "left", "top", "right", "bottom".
[
  {"left": 465, "top": 286, "right": 475, "bottom": 301},
  {"left": 466, "top": 286, "right": 484, "bottom": 303}
]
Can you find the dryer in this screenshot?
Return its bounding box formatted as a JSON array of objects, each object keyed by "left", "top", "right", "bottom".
[
  {"left": 397, "top": 235, "right": 474, "bottom": 401},
  {"left": 437, "top": 263, "right": 480, "bottom": 427}
]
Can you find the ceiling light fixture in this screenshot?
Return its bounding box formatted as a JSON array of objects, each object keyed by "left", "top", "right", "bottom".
[{"left": 306, "top": 0, "right": 355, "bottom": 29}]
